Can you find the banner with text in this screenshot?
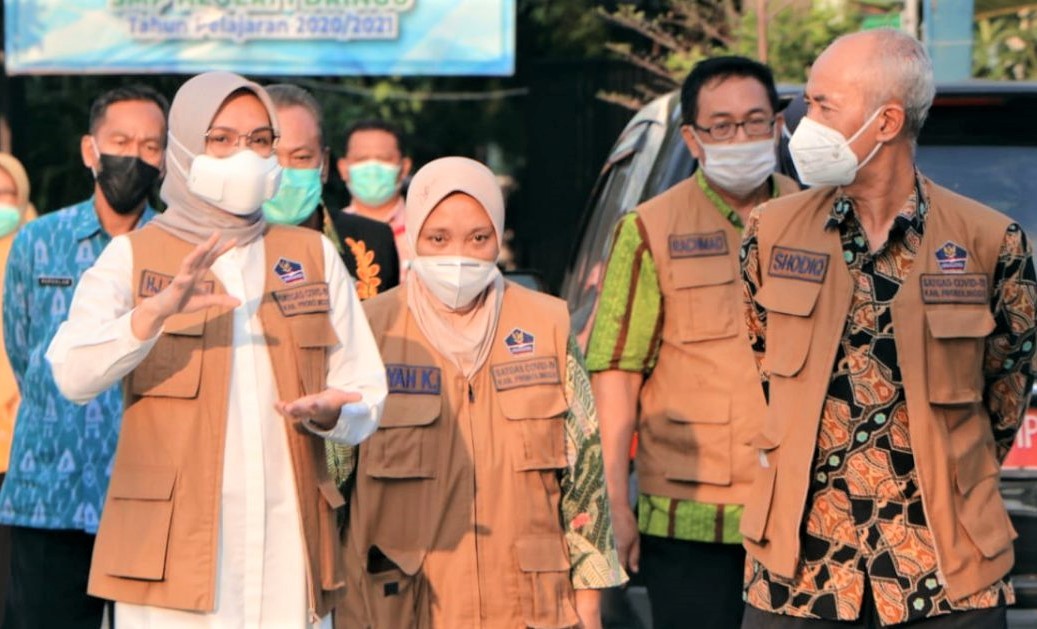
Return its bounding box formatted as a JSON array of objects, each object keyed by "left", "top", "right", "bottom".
[{"left": 4, "top": 0, "right": 515, "bottom": 76}]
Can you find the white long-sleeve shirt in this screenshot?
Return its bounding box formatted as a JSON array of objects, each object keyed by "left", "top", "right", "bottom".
[{"left": 47, "top": 233, "right": 387, "bottom": 628}]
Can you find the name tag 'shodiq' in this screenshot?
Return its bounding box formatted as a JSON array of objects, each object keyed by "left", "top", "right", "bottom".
[{"left": 768, "top": 246, "right": 829, "bottom": 284}]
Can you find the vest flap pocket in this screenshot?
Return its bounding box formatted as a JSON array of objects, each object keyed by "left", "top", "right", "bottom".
[
  {"left": 101, "top": 466, "right": 176, "bottom": 581},
  {"left": 514, "top": 534, "right": 579, "bottom": 629},
  {"left": 666, "top": 390, "right": 729, "bottom": 424},
  {"left": 163, "top": 310, "right": 206, "bottom": 336},
  {"left": 662, "top": 422, "right": 732, "bottom": 486},
  {"left": 108, "top": 466, "right": 176, "bottom": 500},
  {"left": 754, "top": 280, "right": 822, "bottom": 317},
  {"left": 367, "top": 394, "right": 440, "bottom": 479},
  {"left": 130, "top": 334, "right": 204, "bottom": 399},
  {"left": 740, "top": 463, "right": 776, "bottom": 543},
  {"left": 925, "top": 308, "right": 996, "bottom": 339},
  {"left": 497, "top": 385, "right": 569, "bottom": 420},
  {"left": 380, "top": 392, "right": 441, "bottom": 428},
  {"left": 515, "top": 534, "right": 570, "bottom": 572},
  {"left": 670, "top": 255, "right": 735, "bottom": 288},
  {"left": 291, "top": 315, "right": 339, "bottom": 348},
  {"left": 317, "top": 478, "right": 346, "bottom": 509}
]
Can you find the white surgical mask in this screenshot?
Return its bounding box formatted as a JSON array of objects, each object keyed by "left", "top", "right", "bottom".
[
  {"left": 788, "top": 108, "right": 885, "bottom": 187},
  {"left": 170, "top": 134, "right": 282, "bottom": 216},
  {"left": 695, "top": 135, "right": 777, "bottom": 198},
  {"left": 410, "top": 255, "right": 501, "bottom": 310}
]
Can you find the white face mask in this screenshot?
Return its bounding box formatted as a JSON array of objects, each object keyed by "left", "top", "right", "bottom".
[
  {"left": 788, "top": 108, "right": 885, "bottom": 187},
  {"left": 410, "top": 255, "right": 501, "bottom": 310},
  {"left": 694, "top": 135, "right": 777, "bottom": 198},
  {"left": 169, "top": 134, "right": 282, "bottom": 216}
]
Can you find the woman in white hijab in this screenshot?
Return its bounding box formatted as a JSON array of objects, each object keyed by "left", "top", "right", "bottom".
[
  {"left": 335, "top": 157, "right": 625, "bottom": 629},
  {"left": 47, "top": 71, "right": 387, "bottom": 628}
]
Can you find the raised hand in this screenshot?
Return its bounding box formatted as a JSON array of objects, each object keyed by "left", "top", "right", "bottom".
[
  {"left": 275, "top": 388, "right": 363, "bottom": 432},
  {"left": 131, "top": 233, "right": 241, "bottom": 340}
]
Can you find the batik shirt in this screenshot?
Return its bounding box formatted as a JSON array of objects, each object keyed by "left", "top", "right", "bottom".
[
  {"left": 0, "top": 198, "right": 156, "bottom": 533},
  {"left": 584, "top": 170, "right": 780, "bottom": 543},
  {"left": 741, "top": 181, "right": 1036, "bottom": 625}
]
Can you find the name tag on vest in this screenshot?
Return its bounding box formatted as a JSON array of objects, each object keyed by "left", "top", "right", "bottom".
[
  {"left": 668, "top": 231, "right": 728, "bottom": 258},
  {"left": 386, "top": 364, "right": 441, "bottom": 395},
  {"left": 768, "top": 247, "right": 829, "bottom": 283},
  {"left": 138, "top": 269, "right": 214, "bottom": 298},
  {"left": 37, "top": 276, "right": 72, "bottom": 287},
  {"left": 273, "top": 282, "right": 330, "bottom": 317},
  {"left": 920, "top": 273, "right": 988, "bottom": 304},
  {"left": 491, "top": 357, "right": 561, "bottom": 391}
]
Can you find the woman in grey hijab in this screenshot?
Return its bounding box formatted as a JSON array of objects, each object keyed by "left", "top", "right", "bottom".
[{"left": 46, "top": 71, "right": 387, "bottom": 628}]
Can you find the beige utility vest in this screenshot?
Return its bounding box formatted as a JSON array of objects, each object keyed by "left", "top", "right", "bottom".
[
  {"left": 740, "top": 178, "right": 1018, "bottom": 600},
  {"left": 635, "top": 174, "right": 799, "bottom": 504},
  {"left": 88, "top": 224, "right": 346, "bottom": 616},
  {"left": 341, "top": 283, "right": 578, "bottom": 629}
]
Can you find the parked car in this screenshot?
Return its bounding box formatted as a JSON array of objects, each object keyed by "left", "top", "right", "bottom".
[{"left": 562, "top": 82, "right": 1037, "bottom": 627}]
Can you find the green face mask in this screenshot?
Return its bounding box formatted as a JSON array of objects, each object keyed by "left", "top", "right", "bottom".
[
  {"left": 347, "top": 160, "right": 401, "bottom": 207},
  {"left": 262, "top": 168, "right": 323, "bottom": 225},
  {"left": 0, "top": 204, "right": 20, "bottom": 238}
]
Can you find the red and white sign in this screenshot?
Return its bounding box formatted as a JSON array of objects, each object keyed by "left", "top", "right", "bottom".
[{"left": 1004, "top": 408, "right": 1037, "bottom": 469}]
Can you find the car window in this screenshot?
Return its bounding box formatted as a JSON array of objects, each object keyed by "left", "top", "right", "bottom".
[{"left": 916, "top": 146, "right": 1037, "bottom": 238}]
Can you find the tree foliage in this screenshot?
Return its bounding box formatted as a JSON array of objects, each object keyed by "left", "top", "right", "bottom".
[
  {"left": 596, "top": 0, "right": 862, "bottom": 109},
  {"left": 973, "top": 7, "right": 1037, "bottom": 80}
]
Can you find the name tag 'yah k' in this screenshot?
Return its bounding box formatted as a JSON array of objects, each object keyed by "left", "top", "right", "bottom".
[
  {"left": 768, "top": 247, "right": 829, "bottom": 283},
  {"left": 668, "top": 230, "right": 729, "bottom": 258},
  {"left": 386, "top": 364, "right": 441, "bottom": 395},
  {"left": 37, "top": 276, "right": 73, "bottom": 287}
]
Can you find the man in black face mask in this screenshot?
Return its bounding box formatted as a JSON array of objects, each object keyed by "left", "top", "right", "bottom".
[{"left": 0, "top": 84, "right": 167, "bottom": 629}]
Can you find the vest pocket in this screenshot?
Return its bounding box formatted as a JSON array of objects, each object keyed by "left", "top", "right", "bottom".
[
  {"left": 498, "top": 384, "right": 569, "bottom": 472},
  {"left": 129, "top": 311, "right": 206, "bottom": 398},
  {"left": 654, "top": 391, "right": 732, "bottom": 485},
  {"left": 291, "top": 315, "right": 339, "bottom": 396},
  {"left": 670, "top": 259, "right": 740, "bottom": 342},
  {"left": 99, "top": 466, "right": 176, "bottom": 581},
  {"left": 514, "top": 535, "right": 579, "bottom": 629},
  {"left": 754, "top": 280, "right": 820, "bottom": 379},
  {"left": 317, "top": 479, "right": 346, "bottom": 589},
  {"left": 925, "top": 308, "right": 995, "bottom": 405},
  {"left": 366, "top": 393, "right": 441, "bottom": 479},
  {"left": 361, "top": 547, "right": 430, "bottom": 629},
  {"left": 950, "top": 411, "right": 1016, "bottom": 559},
  {"left": 739, "top": 458, "right": 777, "bottom": 543}
]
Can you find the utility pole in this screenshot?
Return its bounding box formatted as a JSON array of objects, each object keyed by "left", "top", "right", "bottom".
[{"left": 756, "top": 0, "right": 768, "bottom": 63}]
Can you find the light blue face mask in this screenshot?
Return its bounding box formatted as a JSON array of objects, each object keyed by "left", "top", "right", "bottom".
[
  {"left": 262, "top": 168, "right": 323, "bottom": 225},
  {"left": 0, "top": 204, "right": 20, "bottom": 238},
  {"left": 347, "top": 160, "right": 401, "bottom": 207}
]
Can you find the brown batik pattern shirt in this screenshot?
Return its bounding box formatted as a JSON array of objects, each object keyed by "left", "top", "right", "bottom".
[{"left": 741, "top": 180, "right": 1037, "bottom": 625}]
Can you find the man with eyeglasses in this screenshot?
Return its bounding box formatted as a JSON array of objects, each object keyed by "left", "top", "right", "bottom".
[
  {"left": 586, "top": 56, "right": 799, "bottom": 629},
  {"left": 0, "top": 85, "right": 167, "bottom": 629}
]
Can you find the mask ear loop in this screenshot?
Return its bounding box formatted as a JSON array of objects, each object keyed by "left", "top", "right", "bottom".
[
  {"left": 165, "top": 132, "right": 195, "bottom": 180},
  {"left": 848, "top": 106, "right": 887, "bottom": 173}
]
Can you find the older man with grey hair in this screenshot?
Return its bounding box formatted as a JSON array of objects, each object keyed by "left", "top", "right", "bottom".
[{"left": 739, "top": 29, "right": 1037, "bottom": 628}]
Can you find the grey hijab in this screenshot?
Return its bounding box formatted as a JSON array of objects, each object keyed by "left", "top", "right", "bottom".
[{"left": 153, "top": 71, "right": 279, "bottom": 246}]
